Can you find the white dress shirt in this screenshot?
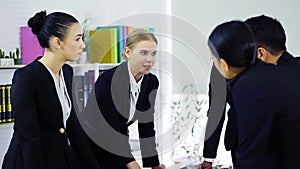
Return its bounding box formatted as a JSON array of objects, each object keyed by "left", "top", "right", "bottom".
[
  {"left": 40, "top": 61, "right": 71, "bottom": 128},
  {"left": 127, "top": 63, "right": 144, "bottom": 123}
]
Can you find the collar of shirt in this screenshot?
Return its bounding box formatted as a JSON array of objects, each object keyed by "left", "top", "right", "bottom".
[
  {"left": 39, "top": 61, "right": 71, "bottom": 128},
  {"left": 128, "top": 63, "right": 144, "bottom": 95}
]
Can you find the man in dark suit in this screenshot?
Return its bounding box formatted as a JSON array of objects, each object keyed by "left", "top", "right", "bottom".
[
  {"left": 232, "top": 51, "right": 300, "bottom": 169},
  {"left": 207, "top": 18, "right": 300, "bottom": 169},
  {"left": 202, "top": 15, "right": 297, "bottom": 169},
  {"left": 233, "top": 14, "right": 300, "bottom": 169}
]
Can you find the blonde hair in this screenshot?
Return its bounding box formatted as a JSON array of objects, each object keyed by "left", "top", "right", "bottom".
[{"left": 121, "top": 29, "right": 158, "bottom": 60}]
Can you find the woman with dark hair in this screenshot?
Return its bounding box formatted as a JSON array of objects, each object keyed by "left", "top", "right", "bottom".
[
  {"left": 208, "top": 20, "right": 300, "bottom": 169},
  {"left": 202, "top": 15, "right": 291, "bottom": 169},
  {"left": 2, "top": 10, "right": 100, "bottom": 169},
  {"left": 208, "top": 21, "right": 257, "bottom": 79}
]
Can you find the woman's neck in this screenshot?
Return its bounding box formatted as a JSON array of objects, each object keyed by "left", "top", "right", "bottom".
[
  {"left": 39, "top": 51, "right": 64, "bottom": 76},
  {"left": 128, "top": 62, "right": 142, "bottom": 82},
  {"left": 228, "top": 66, "right": 247, "bottom": 79}
]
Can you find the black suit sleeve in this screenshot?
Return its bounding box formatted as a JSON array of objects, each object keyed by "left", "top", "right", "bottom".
[
  {"left": 94, "top": 73, "right": 135, "bottom": 166},
  {"left": 138, "top": 76, "right": 160, "bottom": 167},
  {"left": 203, "top": 65, "right": 227, "bottom": 159},
  {"left": 11, "top": 68, "right": 44, "bottom": 169},
  {"left": 203, "top": 83, "right": 226, "bottom": 158},
  {"left": 67, "top": 108, "right": 101, "bottom": 169}
]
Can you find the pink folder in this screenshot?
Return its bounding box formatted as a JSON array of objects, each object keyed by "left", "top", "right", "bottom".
[{"left": 20, "top": 26, "right": 44, "bottom": 65}]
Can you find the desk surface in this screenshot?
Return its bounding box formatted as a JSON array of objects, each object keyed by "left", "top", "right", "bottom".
[
  {"left": 167, "top": 162, "right": 200, "bottom": 169},
  {"left": 167, "top": 163, "right": 232, "bottom": 169}
]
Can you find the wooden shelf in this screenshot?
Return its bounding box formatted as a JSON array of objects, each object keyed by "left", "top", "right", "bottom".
[
  {"left": 0, "top": 65, "right": 24, "bottom": 69},
  {"left": 0, "top": 63, "right": 119, "bottom": 69}
]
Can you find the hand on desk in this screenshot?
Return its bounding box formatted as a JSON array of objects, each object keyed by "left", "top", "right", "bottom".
[
  {"left": 152, "top": 164, "right": 166, "bottom": 169},
  {"left": 126, "top": 161, "right": 142, "bottom": 169},
  {"left": 201, "top": 161, "right": 212, "bottom": 169}
]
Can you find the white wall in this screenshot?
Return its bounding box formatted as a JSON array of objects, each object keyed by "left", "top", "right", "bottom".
[
  {"left": 1, "top": 0, "right": 299, "bottom": 92},
  {"left": 170, "top": 0, "right": 300, "bottom": 94},
  {"left": 0, "top": 0, "right": 164, "bottom": 52},
  {"left": 172, "top": 0, "right": 300, "bottom": 55}
]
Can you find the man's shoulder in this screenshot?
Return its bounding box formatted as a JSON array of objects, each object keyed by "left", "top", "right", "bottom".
[{"left": 233, "top": 61, "right": 277, "bottom": 91}]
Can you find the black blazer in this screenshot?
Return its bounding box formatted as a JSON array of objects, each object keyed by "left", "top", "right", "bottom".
[
  {"left": 2, "top": 58, "right": 100, "bottom": 169},
  {"left": 203, "top": 52, "right": 296, "bottom": 166},
  {"left": 232, "top": 52, "right": 300, "bottom": 169},
  {"left": 85, "top": 62, "right": 160, "bottom": 169},
  {"left": 203, "top": 65, "right": 228, "bottom": 158},
  {"left": 203, "top": 65, "right": 237, "bottom": 164}
]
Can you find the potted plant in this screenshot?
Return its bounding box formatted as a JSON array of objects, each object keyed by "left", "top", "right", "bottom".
[
  {"left": 0, "top": 49, "right": 14, "bottom": 66},
  {"left": 77, "top": 14, "right": 93, "bottom": 64},
  {"left": 14, "top": 48, "right": 22, "bottom": 65},
  {"left": 0, "top": 49, "right": 3, "bottom": 58},
  {"left": 171, "top": 84, "right": 208, "bottom": 165},
  {"left": 0, "top": 49, "right": 4, "bottom": 65}
]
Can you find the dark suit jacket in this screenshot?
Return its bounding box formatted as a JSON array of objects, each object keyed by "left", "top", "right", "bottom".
[
  {"left": 87, "top": 62, "right": 160, "bottom": 169},
  {"left": 232, "top": 52, "right": 300, "bottom": 169},
  {"left": 203, "top": 65, "right": 229, "bottom": 158},
  {"left": 203, "top": 52, "right": 296, "bottom": 167},
  {"left": 203, "top": 65, "right": 238, "bottom": 165},
  {"left": 2, "top": 58, "right": 100, "bottom": 169}
]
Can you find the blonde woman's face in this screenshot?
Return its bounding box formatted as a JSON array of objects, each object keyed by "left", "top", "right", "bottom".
[{"left": 126, "top": 40, "right": 157, "bottom": 75}]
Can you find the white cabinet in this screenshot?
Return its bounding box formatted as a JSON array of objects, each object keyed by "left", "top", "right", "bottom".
[
  {"left": 0, "top": 65, "right": 23, "bottom": 85},
  {"left": 72, "top": 63, "right": 117, "bottom": 79},
  {"left": 71, "top": 63, "right": 118, "bottom": 112},
  {"left": 0, "top": 63, "right": 118, "bottom": 85}
]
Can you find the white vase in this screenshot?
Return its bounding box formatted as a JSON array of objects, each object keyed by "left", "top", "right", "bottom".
[
  {"left": 0, "top": 58, "right": 14, "bottom": 66},
  {"left": 76, "top": 51, "right": 88, "bottom": 64}
]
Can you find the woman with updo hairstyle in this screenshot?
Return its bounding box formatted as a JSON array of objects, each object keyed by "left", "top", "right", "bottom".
[
  {"left": 87, "top": 29, "right": 165, "bottom": 169},
  {"left": 208, "top": 19, "right": 300, "bottom": 169},
  {"left": 2, "top": 10, "right": 100, "bottom": 169},
  {"left": 208, "top": 21, "right": 256, "bottom": 79}
]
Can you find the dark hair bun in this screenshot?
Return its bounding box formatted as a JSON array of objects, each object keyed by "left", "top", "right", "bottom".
[{"left": 27, "top": 10, "right": 47, "bottom": 35}]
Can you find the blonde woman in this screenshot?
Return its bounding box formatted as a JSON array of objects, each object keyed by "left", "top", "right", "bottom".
[{"left": 89, "top": 29, "right": 165, "bottom": 169}]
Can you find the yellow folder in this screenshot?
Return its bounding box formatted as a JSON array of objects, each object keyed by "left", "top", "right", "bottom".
[{"left": 89, "top": 29, "right": 118, "bottom": 63}]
